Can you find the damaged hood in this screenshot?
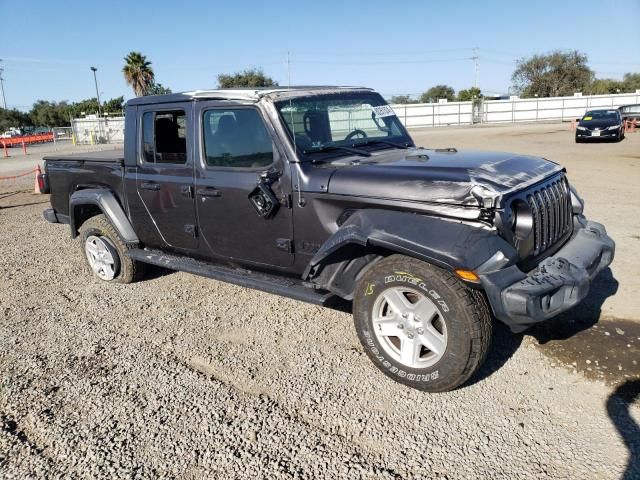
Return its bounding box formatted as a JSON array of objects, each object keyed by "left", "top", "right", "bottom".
[{"left": 325, "top": 148, "right": 563, "bottom": 206}]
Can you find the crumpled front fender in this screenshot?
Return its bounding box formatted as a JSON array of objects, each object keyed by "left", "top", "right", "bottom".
[{"left": 303, "top": 209, "right": 518, "bottom": 299}]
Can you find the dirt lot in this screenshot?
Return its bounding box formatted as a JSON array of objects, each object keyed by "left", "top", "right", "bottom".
[{"left": 1, "top": 124, "right": 639, "bottom": 478}]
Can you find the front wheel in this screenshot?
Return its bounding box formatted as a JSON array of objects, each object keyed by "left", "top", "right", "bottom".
[{"left": 353, "top": 255, "right": 492, "bottom": 392}]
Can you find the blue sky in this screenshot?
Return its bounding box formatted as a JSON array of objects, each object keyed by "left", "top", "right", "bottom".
[{"left": 1, "top": 0, "right": 639, "bottom": 110}]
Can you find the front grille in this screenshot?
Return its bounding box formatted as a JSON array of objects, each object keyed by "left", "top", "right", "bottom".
[{"left": 526, "top": 175, "right": 573, "bottom": 256}]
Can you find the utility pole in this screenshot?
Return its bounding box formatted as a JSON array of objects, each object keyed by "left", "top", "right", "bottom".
[
  {"left": 286, "top": 51, "right": 291, "bottom": 89},
  {"left": 90, "top": 66, "right": 102, "bottom": 143},
  {"left": 471, "top": 48, "right": 479, "bottom": 89},
  {"left": 90, "top": 66, "right": 102, "bottom": 117},
  {"left": 0, "top": 59, "right": 7, "bottom": 109}
]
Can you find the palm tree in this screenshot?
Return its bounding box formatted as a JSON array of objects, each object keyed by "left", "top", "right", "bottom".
[{"left": 122, "top": 52, "right": 154, "bottom": 97}]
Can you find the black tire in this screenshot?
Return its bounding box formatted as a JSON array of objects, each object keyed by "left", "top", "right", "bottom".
[
  {"left": 353, "top": 255, "right": 492, "bottom": 392},
  {"left": 575, "top": 137, "right": 582, "bottom": 143},
  {"left": 79, "top": 214, "right": 144, "bottom": 284}
]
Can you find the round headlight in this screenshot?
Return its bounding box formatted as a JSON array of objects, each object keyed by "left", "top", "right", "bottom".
[{"left": 511, "top": 201, "right": 533, "bottom": 240}]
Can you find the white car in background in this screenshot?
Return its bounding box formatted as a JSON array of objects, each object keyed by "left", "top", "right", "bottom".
[{"left": 1, "top": 129, "right": 22, "bottom": 138}]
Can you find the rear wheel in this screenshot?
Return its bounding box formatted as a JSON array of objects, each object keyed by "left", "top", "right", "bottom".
[
  {"left": 353, "top": 255, "right": 492, "bottom": 392},
  {"left": 79, "top": 214, "right": 144, "bottom": 284}
]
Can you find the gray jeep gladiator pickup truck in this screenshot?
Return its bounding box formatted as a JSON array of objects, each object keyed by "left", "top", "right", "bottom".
[{"left": 41, "top": 87, "right": 614, "bottom": 391}]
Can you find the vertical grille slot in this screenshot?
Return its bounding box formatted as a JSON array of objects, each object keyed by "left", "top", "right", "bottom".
[
  {"left": 524, "top": 174, "right": 573, "bottom": 256},
  {"left": 527, "top": 194, "right": 541, "bottom": 255},
  {"left": 535, "top": 191, "right": 547, "bottom": 251}
]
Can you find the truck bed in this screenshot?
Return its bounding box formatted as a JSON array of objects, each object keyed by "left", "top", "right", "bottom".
[
  {"left": 44, "top": 148, "right": 126, "bottom": 216},
  {"left": 43, "top": 148, "right": 125, "bottom": 163}
]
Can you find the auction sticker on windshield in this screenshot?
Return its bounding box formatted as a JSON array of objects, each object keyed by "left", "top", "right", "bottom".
[{"left": 371, "top": 105, "right": 396, "bottom": 118}]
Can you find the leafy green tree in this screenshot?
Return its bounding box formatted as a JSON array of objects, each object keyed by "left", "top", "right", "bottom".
[
  {"left": 0, "top": 108, "right": 32, "bottom": 131},
  {"left": 456, "top": 87, "right": 482, "bottom": 102},
  {"left": 511, "top": 50, "right": 594, "bottom": 97},
  {"left": 69, "top": 97, "right": 124, "bottom": 117},
  {"left": 26, "top": 97, "right": 127, "bottom": 127},
  {"left": 102, "top": 96, "right": 125, "bottom": 114},
  {"left": 621, "top": 72, "right": 640, "bottom": 92},
  {"left": 587, "top": 78, "right": 623, "bottom": 95},
  {"left": 217, "top": 68, "right": 278, "bottom": 88},
  {"left": 389, "top": 95, "right": 419, "bottom": 104},
  {"left": 420, "top": 85, "right": 455, "bottom": 103},
  {"left": 145, "top": 83, "right": 172, "bottom": 96},
  {"left": 123, "top": 52, "right": 155, "bottom": 96},
  {"left": 70, "top": 98, "right": 101, "bottom": 117},
  {"left": 29, "top": 100, "right": 73, "bottom": 127}
]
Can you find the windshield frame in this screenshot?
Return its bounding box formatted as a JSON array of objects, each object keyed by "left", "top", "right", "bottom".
[{"left": 273, "top": 91, "right": 414, "bottom": 162}]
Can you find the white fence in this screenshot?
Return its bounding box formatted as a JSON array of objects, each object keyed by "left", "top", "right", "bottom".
[
  {"left": 71, "top": 117, "right": 125, "bottom": 145},
  {"left": 68, "top": 91, "right": 640, "bottom": 144},
  {"left": 391, "top": 91, "right": 640, "bottom": 128}
]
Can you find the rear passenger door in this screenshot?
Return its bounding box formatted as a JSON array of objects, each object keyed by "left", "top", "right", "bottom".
[{"left": 135, "top": 104, "right": 198, "bottom": 251}]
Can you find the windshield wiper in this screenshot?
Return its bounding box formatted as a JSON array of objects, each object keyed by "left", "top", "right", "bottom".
[
  {"left": 303, "top": 145, "right": 371, "bottom": 157},
  {"left": 351, "top": 139, "right": 411, "bottom": 149}
]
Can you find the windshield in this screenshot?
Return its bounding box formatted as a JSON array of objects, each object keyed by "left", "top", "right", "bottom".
[
  {"left": 275, "top": 92, "right": 413, "bottom": 159},
  {"left": 583, "top": 110, "right": 619, "bottom": 121}
]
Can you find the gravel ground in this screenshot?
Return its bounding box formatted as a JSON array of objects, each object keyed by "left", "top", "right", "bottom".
[{"left": 1, "top": 124, "right": 639, "bottom": 479}]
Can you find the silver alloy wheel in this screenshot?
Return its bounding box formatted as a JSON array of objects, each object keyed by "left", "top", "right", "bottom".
[
  {"left": 84, "top": 235, "right": 117, "bottom": 281},
  {"left": 372, "top": 286, "right": 448, "bottom": 368}
]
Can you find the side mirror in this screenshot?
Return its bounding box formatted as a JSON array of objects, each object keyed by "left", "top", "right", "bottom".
[
  {"left": 248, "top": 168, "right": 282, "bottom": 219},
  {"left": 249, "top": 183, "right": 279, "bottom": 219}
]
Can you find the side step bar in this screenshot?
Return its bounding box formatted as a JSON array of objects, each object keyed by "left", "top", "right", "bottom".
[{"left": 127, "top": 248, "right": 334, "bottom": 306}]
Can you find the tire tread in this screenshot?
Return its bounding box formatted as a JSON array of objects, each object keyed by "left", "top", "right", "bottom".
[
  {"left": 79, "top": 214, "right": 144, "bottom": 284},
  {"left": 354, "top": 254, "right": 493, "bottom": 392}
]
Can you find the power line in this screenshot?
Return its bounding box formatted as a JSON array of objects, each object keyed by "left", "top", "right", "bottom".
[
  {"left": 291, "top": 47, "right": 475, "bottom": 57},
  {"left": 292, "top": 57, "right": 473, "bottom": 66}
]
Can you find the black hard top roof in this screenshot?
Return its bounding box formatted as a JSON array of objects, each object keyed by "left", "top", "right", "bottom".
[{"left": 126, "top": 86, "right": 374, "bottom": 106}]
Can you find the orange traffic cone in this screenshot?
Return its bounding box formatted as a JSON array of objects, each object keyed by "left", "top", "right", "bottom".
[{"left": 34, "top": 164, "right": 42, "bottom": 194}]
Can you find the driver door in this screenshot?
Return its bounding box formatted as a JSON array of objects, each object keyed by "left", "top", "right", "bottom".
[{"left": 194, "top": 104, "right": 294, "bottom": 267}]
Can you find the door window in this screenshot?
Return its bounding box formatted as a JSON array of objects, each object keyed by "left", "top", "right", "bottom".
[
  {"left": 202, "top": 109, "right": 273, "bottom": 168},
  {"left": 141, "top": 110, "right": 187, "bottom": 164}
]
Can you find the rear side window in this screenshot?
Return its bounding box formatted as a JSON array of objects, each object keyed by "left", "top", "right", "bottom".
[
  {"left": 202, "top": 109, "right": 273, "bottom": 168},
  {"left": 141, "top": 110, "right": 187, "bottom": 164}
]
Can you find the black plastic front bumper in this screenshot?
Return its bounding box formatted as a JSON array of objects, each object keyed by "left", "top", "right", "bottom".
[{"left": 480, "top": 217, "right": 615, "bottom": 333}]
